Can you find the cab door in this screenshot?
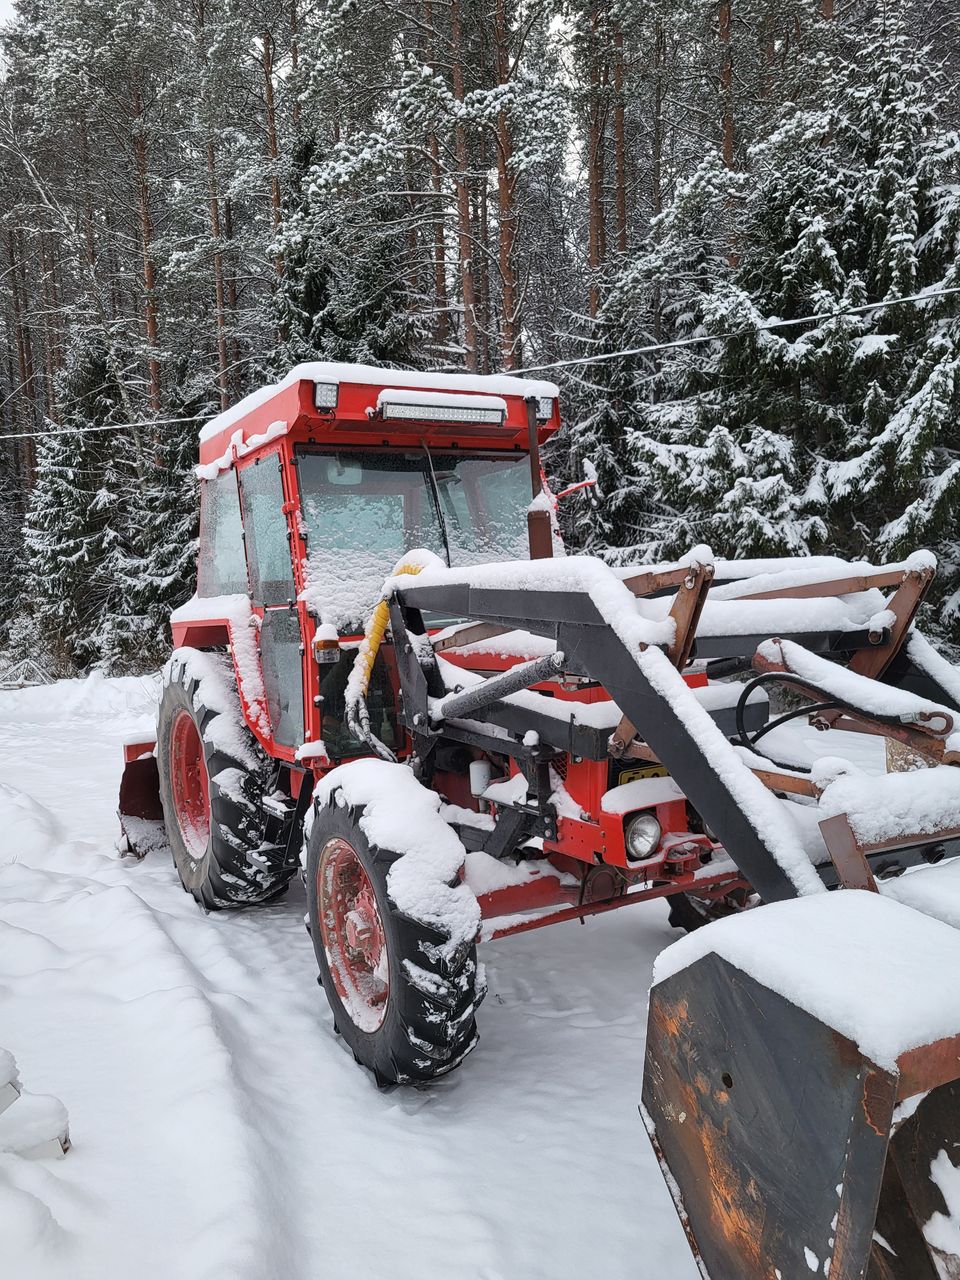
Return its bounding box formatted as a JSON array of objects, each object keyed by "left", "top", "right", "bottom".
[{"left": 237, "top": 449, "right": 305, "bottom": 755}]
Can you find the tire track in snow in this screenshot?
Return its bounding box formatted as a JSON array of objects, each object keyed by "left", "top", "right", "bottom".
[
  {"left": 0, "top": 867, "right": 276, "bottom": 1280},
  {"left": 0, "top": 681, "right": 699, "bottom": 1280}
]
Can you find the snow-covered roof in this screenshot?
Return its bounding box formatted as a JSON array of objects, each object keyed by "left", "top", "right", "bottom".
[{"left": 199, "top": 362, "right": 560, "bottom": 443}]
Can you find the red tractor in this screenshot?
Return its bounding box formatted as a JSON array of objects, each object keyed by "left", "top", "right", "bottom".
[{"left": 120, "top": 363, "right": 960, "bottom": 1279}]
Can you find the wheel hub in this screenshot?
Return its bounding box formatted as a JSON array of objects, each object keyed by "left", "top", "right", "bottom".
[
  {"left": 317, "top": 837, "right": 389, "bottom": 1032},
  {"left": 169, "top": 710, "right": 210, "bottom": 861}
]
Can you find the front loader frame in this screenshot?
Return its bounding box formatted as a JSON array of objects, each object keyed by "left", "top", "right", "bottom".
[{"left": 382, "top": 556, "right": 960, "bottom": 934}]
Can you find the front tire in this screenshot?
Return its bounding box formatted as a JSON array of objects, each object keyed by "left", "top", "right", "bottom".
[
  {"left": 157, "top": 648, "right": 296, "bottom": 909},
  {"left": 306, "top": 793, "right": 483, "bottom": 1085}
]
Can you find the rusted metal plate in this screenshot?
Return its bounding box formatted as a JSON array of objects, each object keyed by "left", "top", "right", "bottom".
[
  {"left": 819, "top": 813, "right": 879, "bottom": 892},
  {"left": 118, "top": 755, "right": 162, "bottom": 822},
  {"left": 643, "top": 953, "right": 895, "bottom": 1280},
  {"left": 883, "top": 1079, "right": 960, "bottom": 1280}
]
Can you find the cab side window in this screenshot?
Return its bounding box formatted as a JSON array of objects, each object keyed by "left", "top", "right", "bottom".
[
  {"left": 239, "top": 454, "right": 296, "bottom": 606},
  {"left": 197, "top": 472, "right": 248, "bottom": 597}
]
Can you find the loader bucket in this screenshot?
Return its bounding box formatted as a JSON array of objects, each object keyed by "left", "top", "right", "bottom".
[
  {"left": 642, "top": 891, "right": 960, "bottom": 1280},
  {"left": 117, "top": 739, "right": 166, "bottom": 858}
]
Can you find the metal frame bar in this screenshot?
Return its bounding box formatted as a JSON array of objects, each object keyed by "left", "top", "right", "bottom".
[{"left": 397, "top": 579, "right": 806, "bottom": 902}]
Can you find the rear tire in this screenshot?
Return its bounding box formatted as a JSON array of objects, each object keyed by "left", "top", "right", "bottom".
[
  {"left": 157, "top": 648, "right": 296, "bottom": 909},
  {"left": 306, "top": 792, "right": 483, "bottom": 1085}
]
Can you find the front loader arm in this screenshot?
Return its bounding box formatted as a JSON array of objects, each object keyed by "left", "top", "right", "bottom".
[{"left": 394, "top": 576, "right": 814, "bottom": 903}]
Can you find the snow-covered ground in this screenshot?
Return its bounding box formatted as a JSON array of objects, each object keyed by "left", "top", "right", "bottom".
[{"left": 0, "top": 674, "right": 696, "bottom": 1280}]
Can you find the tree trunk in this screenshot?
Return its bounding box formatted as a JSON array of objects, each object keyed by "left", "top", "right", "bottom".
[
  {"left": 77, "top": 118, "right": 98, "bottom": 271},
  {"left": 206, "top": 141, "right": 230, "bottom": 409},
  {"left": 586, "top": 3, "right": 606, "bottom": 316},
  {"left": 424, "top": 1, "right": 449, "bottom": 347},
  {"left": 613, "top": 26, "right": 628, "bottom": 254},
  {"left": 651, "top": 15, "right": 665, "bottom": 343},
  {"left": 132, "top": 87, "right": 162, "bottom": 412},
  {"left": 492, "top": 0, "right": 521, "bottom": 368},
  {"left": 40, "top": 234, "right": 60, "bottom": 425},
  {"left": 450, "top": 0, "right": 479, "bottom": 370},
  {"left": 197, "top": 0, "right": 230, "bottom": 408},
  {"left": 290, "top": 0, "right": 301, "bottom": 131},
  {"left": 8, "top": 230, "right": 37, "bottom": 483},
  {"left": 476, "top": 174, "right": 491, "bottom": 375},
  {"left": 719, "top": 0, "right": 734, "bottom": 169},
  {"left": 223, "top": 196, "right": 241, "bottom": 384},
  {"left": 261, "top": 30, "right": 284, "bottom": 276}
]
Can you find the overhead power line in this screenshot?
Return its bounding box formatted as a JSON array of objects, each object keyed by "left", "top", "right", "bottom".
[
  {"left": 1, "top": 286, "right": 959, "bottom": 444},
  {"left": 0, "top": 415, "right": 201, "bottom": 443},
  {"left": 509, "top": 284, "right": 960, "bottom": 377}
]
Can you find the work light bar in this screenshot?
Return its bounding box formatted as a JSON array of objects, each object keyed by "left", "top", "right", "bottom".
[{"left": 376, "top": 388, "right": 507, "bottom": 426}]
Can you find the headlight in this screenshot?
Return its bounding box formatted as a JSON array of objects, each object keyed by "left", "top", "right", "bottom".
[{"left": 625, "top": 812, "right": 661, "bottom": 862}]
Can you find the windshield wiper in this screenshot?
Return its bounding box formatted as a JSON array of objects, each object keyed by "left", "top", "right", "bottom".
[{"left": 421, "top": 444, "right": 451, "bottom": 568}]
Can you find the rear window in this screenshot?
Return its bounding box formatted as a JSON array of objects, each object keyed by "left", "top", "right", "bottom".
[{"left": 197, "top": 473, "right": 248, "bottom": 597}]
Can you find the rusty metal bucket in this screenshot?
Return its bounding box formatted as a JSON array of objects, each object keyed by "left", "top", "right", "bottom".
[{"left": 642, "top": 894, "right": 960, "bottom": 1280}]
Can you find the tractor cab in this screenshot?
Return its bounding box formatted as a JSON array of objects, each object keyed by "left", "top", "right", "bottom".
[{"left": 168, "top": 363, "right": 561, "bottom": 771}]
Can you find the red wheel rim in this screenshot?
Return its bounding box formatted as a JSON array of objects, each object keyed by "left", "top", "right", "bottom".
[
  {"left": 170, "top": 710, "right": 210, "bottom": 861},
  {"left": 317, "top": 837, "right": 389, "bottom": 1032}
]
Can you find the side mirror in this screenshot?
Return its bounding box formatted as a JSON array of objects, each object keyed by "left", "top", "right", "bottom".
[{"left": 326, "top": 457, "right": 364, "bottom": 486}]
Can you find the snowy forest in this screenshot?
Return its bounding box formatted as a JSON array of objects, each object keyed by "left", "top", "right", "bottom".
[{"left": 0, "top": 0, "right": 958, "bottom": 673}]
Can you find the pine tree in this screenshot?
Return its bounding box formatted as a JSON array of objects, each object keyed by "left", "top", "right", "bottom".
[
  {"left": 23, "top": 337, "right": 127, "bottom": 671},
  {"left": 578, "top": 5, "right": 960, "bottom": 637}
]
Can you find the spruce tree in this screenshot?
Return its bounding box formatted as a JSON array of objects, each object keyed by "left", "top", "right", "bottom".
[
  {"left": 584, "top": 6, "right": 960, "bottom": 637},
  {"left": 23, "top": 337, "right": 128, "bottom": 671}
]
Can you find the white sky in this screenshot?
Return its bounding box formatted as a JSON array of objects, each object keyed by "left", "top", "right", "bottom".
[{"left": 0, "top": 0, "right": 14, "bottom": 23}]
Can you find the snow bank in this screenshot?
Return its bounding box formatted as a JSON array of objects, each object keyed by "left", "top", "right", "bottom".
[
  {"left": 0, "top": 670, "right": 159, "bottom": 726},
  {"left": 653, "top": 892, "right": 960, "bottom": 1070},
  {"left": 0, "top": 1086, "right": 68, "bottom": 1155},
  {"left": 311, "top": 760, "right": 480, "bottom": 949},
  {"left": 0, "top": 783, "right": 61, "bottom": 864}
]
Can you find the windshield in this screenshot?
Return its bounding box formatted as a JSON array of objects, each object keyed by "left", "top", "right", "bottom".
[{"left": 296, "top": 449, "right": 532, "bottom": 630}]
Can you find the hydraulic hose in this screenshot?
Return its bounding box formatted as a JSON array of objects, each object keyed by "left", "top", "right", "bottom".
[{"left": 346, "top": 558, "right": 428, "bottom": 761}]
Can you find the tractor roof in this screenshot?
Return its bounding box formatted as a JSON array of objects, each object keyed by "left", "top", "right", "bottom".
[{"left": 197, "top": 362, "right": 561, "bottom": 469}]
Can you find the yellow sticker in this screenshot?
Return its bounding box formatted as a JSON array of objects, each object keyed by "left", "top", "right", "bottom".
[{"left": 617, "top": 764, "right": 669, "bottom": 785}]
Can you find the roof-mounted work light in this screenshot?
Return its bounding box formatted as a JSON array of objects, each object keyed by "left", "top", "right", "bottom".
[{"left": 376, "top": 388, "right": 507, "bottom": 426}]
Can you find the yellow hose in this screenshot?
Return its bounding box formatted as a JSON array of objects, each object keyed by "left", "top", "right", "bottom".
[{"left": 351, "top": 559, "right": 427, "bottom": 702}]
